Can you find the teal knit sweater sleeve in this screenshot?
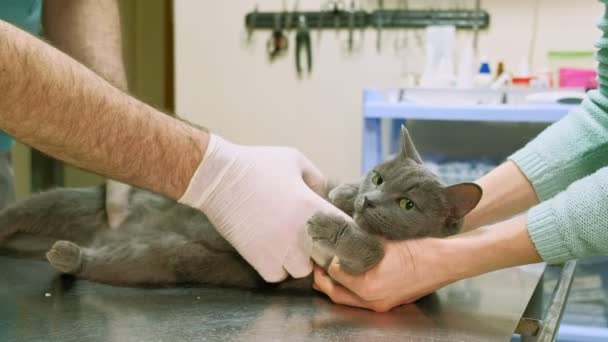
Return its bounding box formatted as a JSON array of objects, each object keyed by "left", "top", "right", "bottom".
[
  {"left": 510, "top": 98, "right": 608, "bottom": 202},
  {"left": 508, "top": 1, "right": 608, "bottom": 263},
  {"left": 525, "top": 166, "right": 608, "bottom": 263}
]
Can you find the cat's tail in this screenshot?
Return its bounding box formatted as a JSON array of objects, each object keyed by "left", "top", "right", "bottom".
[{"left": 0, "top": 186, "right": 109, "bottom": 258}]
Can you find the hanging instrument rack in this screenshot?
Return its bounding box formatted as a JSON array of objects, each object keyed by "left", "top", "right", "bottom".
[{"left": 245, "top": 9, "right": 490, "bottom": 31}]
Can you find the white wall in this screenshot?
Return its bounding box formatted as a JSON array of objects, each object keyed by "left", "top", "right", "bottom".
[{"left": 175, "top": 0, "right": 601, "bottom": 180}]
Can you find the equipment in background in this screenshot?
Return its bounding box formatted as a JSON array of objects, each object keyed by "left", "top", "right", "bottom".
[
  {"left": 266, "top": 13, "right": 289, "bottom": 60},
  {"left": 420, "top": 25, "right": 456, "bottom": 88},
  {"left": 376, "top": 0, "right": 384, "bottom": 53},
  {"left": 247, "top": 7, "right": 488, "bottom": 30},
  {"left": 346, "top": 0, "right": 355, "bottom": 52},
  {"left": 475, "top": 56, "right": 492, "bottom": 88},
  {"left": 327, "top": 0, "right": 344, "bottom": 31},
  {"left": 295, "top": 15, "right": 312, "bottom": 75},
  {"left": 472, "top": 0, "right": 481, "bottom": 56},
  {"left": 245, "top": 4, "right": 258, "bottom": 45},
  {"left": 341, "top": 0, "right": 365, "bottom": 55},
  {"left": 248, "top": 2, "right": 489, "bottom": 77}
]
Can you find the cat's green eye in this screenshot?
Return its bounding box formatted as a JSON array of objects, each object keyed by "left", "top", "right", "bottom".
[
  {"left": 371, "top": 172, "right": 383, "bottom": 186},
  {"left": 399, "top": 198, "right": 415, "bottom": 210}
]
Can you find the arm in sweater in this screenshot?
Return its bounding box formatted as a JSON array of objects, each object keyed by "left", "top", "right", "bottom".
[
  {"left": 464, "top": 3, "right": 608, "bottom": 262},
  {"left": 509, "top": 6, "right": 608, "bottom": 201},
  {"left": 509, "top": 94, "right": 608, "bottom": 202},
  {"left": 528, "top": 165, "right": 608, "bottom": 263},
  {"left": 505, "top": 4, "right": 608, "bottom": 262}
]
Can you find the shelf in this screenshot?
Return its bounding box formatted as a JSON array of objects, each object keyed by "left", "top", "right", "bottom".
[
  {"left": 364, "top": 102, "right": 575, "bottom": 123},
  {"left": 361, "top": 88, "right": 580, "bottom": 174}
]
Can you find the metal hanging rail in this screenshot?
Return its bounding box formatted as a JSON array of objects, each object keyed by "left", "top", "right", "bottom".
[{"left": 245, "top": 9, "right": 490, "bottom": 31}]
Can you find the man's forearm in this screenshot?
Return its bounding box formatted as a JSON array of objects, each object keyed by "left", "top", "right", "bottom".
[
  {"left": 42, "top": 0, "right": 128, "bottom": 91},
  {"left": 462, "top": 161, "right": 539, "bottom": 231},
  {"left": 0, "top": 20, "right": 206, "bottom": 199}
]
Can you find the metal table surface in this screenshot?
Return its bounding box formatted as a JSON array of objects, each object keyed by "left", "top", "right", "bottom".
[{"left": 0, "top": 256, "right": 545, "bottom": 342}]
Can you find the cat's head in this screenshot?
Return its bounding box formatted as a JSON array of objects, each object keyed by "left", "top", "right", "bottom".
[{"left": 353, "top": 126, "right": 482, "bottom": 240}]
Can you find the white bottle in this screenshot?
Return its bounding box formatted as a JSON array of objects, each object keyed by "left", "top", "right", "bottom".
[
  {"left": 457, "top": 42, "right": 474, "bottom": 89},
  {"left": 475, "top": 56, "right": 492, "bottom": 88}
]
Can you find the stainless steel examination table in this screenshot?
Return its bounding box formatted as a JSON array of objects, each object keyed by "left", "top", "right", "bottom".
[{"left": 0, "top": 256, "right": 575, "bottom": 341}]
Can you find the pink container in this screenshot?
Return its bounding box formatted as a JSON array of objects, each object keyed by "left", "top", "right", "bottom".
[{"left": 559, "top": 68, "right": 598, "bottom": 89}]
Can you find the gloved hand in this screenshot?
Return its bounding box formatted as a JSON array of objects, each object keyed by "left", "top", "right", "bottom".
[{"left": 179, "top": 134, "right": 344, "bottom": 282}]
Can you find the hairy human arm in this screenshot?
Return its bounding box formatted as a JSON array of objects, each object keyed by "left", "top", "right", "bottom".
[{"left": 0, "top": 19, "right": 206, "bottom": 199}]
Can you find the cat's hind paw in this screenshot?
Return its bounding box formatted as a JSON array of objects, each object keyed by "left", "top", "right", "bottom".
[{"left": 47, "top": 240, "right": 83, "bottom": 274}]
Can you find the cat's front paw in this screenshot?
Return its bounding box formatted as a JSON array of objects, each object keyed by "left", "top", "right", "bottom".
[
  {"left": 335, "top": 234, "right": 384, "bottom": 275},
  {"left": 306, "top": 212, "right": 384, "bottom": 274},
  {"left": 47, "top": 240, "right": 83, "bottom": 274},
  {"left": 306, "top": 212, "right": 348, "bottom": 245},
  {"left": 306, "top": 212, "right": 348, "bottom": 268},
  {"left": 328, "top": 182, "right": 359, "bottom": 216}
]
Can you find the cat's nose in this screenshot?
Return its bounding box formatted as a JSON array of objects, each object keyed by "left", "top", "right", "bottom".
[{"left": 363, "top": 196, "right": 375, "bottom": 209}]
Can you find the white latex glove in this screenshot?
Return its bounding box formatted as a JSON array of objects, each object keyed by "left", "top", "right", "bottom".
[{"left": 179, "top": 134, "right": 343, "bottom": 282}]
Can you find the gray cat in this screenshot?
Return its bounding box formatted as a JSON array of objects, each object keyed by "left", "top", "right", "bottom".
[{"left": 0, "top": 127, "right": 481, "bottom": 290}]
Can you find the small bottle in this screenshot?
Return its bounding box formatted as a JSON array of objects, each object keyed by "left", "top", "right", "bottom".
[
  {"left": 536, "top": 65, "right": 554, "bottom": 88},
  {"left": 495, "top": 61, "right": 505, "bottom": 80},
  {"left": 475, "top": 56, "right": 492, "bottom": 88},
  {"left": 512, "top": 57, "right": 532, "bottom": 88}
]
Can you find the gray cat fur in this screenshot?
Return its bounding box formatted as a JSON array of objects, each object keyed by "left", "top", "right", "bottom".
[{"left": 0, "top": 126, "right": 481, "bottom": 290}]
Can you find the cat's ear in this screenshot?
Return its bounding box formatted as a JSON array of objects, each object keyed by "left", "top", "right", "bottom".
[
  {"left": 443, "top": 183, "right": 483, "bottom": 218},
  {"left": 399, "top": 125, "right": 423, "bottom": 164}
]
